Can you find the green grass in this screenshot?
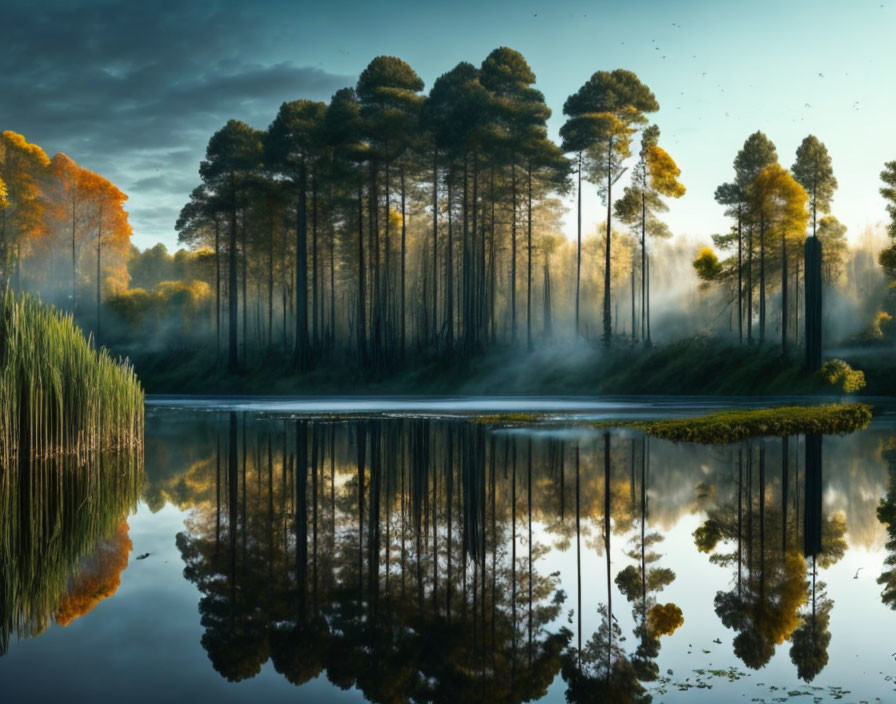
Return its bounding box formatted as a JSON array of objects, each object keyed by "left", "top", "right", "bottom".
[
  {"left": 0, "top": 290, "right": 144, "bottom": 465},
  {"left": 473, "top": 403, "right": 873, "bottom": 444}
]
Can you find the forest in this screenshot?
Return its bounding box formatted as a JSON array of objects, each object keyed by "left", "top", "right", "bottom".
[{"left": 2, "top": 47, "right": 896, "bottom": 393}]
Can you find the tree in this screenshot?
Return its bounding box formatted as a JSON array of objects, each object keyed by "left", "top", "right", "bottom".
[
  {"left": 562, "top": 70, "right": 658, "bottom": 346},
  {"left": 735, "top": 131, "right": 778, "bottom": 344},
  {"left": 0, "top": 131, "right": 49, "bottom": 287},
  {"left": 815, "top": 216, "right": 847, "bottom": 284},
  {"left": 614, "top": 125, "right": 684, "bottom": 345},
  {"left": 480, "top": 47, "right": 552, "bottom": 347},
  {"left": 424, "top": 61, "right": 492, "bottom": 352},
  {"left": 266, "top": 102, "right": 326, "bottom": 370},
  {"left": 791, "top": 135, "right": 837, "bottom": 240},
  {"left": 200, "top": 120, "right": 264, "bottom": 373},
  {"left": 714, "top": 182, "right": 747, "bottom": 342},
  {"left": 82, "top": 169, "right": 132, "bottom": 342},
  {"left": 177, "top": 185, "right": 224, "bottom": 356},
  {"left": 47, "top": 153, "right": 94, "bottom": 310},
  {"left": 323, "top": 87, "right": 368, "bottom": 362},
  {"left": 879, "top": 161, "right": 896, "bottom": 281},
  {"left": 693, "top": 246, "right": 722, "bottom": 283},
  {"left": 356, "top": 56, "right": 424, "bottom": 363},
  {"left": 750, "top": 163, "right": 808, "bottom": 353}
]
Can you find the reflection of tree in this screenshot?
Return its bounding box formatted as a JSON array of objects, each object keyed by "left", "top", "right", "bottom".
[
  {"left": 789, "top": 577, "right": 832, "bottom": 682},
  {"left": 789, "top": 434, "right": 840, "bottom": 682},
  {"left": 561, "top": 434, "right": 653, "bottom": 704},
  {"left": 0, "top": 447, "right": 143, "bottom": 655},
  {"left": 55, "top": 520, "right": 132, "bottom": 626},
  {"left": 877, "top": 437, "right": 896, "bottom": 608},
  {"left": 176, "top": 416, "right": 570, "bottom": 703},
  {"left": 695, "top": 436, "right": 847, "bottom": 679},
  {"left": 615, "top": 435, "right": 678, "bottom": 682},
  {"left": 696, "top": 440, "right": 807, "bottom": 670}
]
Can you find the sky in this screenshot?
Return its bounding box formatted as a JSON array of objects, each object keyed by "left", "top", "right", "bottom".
[{"left": 1, "top": 0, "right": 894, "bottom": 251}]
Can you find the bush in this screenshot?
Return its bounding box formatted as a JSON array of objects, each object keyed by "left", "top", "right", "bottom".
[{"left": 819, "top": 359, "right": 866, "bottom": 393}]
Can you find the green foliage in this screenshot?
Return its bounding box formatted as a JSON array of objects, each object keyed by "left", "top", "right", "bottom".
[
  {"left": 693, "top": 246, "right": 722, "bottom": 282},
  {"left": 881, "top": 160, "right": 896, "bottom": 240},
  {"left": 106, "top": 279, "right": 212, "bottom": 330},
  {"left": 201, "top": 119, "right": 264, "bottom": 186},
  {"left": 694, "top": 520, "right": 723, "bottom": 552},
  {"left": 880, "top": 242, "right": 896, "bottom": 278},
  {"left": 791, "top": 135, "right": 837, "bottom": 222},
  {"left": 734, "top": 131, "right": 777, "bottom": 187},
  {"left": 818, "top": 359, "right": 866, "bottom": 393}
]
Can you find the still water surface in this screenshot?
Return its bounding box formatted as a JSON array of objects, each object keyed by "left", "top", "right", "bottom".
[{"left": 3, "top": 397, "right": 896, "bottom": 703}]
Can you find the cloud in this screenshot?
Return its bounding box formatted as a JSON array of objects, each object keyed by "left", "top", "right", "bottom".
[{"left": 0, "top": 0, "right": 353, "bottom": 247}]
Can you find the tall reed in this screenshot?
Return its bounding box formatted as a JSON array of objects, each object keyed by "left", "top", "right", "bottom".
[{"left": 0, "top": 289, "right": 144, "bottom": 466}]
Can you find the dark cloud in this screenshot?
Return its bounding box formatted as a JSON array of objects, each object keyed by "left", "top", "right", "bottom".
[{"left": 0, "top": 0, "right": 353, "bottom": 247}]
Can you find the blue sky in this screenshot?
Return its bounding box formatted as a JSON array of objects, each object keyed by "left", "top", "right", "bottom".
[{"left": 2, "top": 0, "right": 893, "bottom": 249}]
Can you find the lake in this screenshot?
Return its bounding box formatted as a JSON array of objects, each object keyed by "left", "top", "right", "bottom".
[{"left": 2, "top": 396, "right": 895, "bottom": 703}]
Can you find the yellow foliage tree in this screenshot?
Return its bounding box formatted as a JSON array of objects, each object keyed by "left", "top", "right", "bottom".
[
  {"left": 0, "top": 131, "right": 50, "bottom": 285},
  {"left": 751, "top": 163, "right": 808, "bottom": 351},
  {"left": 647, "top": 602, "right": 683, "bottom": 636}
]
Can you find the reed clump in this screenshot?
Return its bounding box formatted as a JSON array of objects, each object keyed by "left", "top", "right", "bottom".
[{"left": 0, "top": 290, "right": 144, "bottom": 465}]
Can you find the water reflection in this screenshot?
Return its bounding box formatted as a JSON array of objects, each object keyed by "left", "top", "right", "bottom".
[
  {"left": 160, "top": 414, "right": 886, "bottom": 702},
  {"left": 9, "top": 408, "right": 896, "bottom": 702},
  {"left": 176, "top": 418, "right": 568, "bottom": 701},
  {"left": 0, "top": 448, "right": 144, "bottom": 654}
]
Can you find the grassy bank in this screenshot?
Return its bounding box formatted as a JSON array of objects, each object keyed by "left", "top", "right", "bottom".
[
  {"left": 474, "top": 403, "right": 873, "bottom": 443},
  {"left": 125, "top": 335, "right": 879, "bottom": 397},
  {"left": 0, "top": 291, "right": 144, "bottom": 464}
]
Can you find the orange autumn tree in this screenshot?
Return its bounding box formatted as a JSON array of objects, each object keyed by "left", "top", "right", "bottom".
[
  {"left": 0, "top": 131, "right": 50, "bottom": 287},
  {"left": 55, "top": 521, "right": 132, "bottom": 627},
  {"left": 42, "top": 153, "right": 132, "bottom": 328},
  {"left": 82, "top": 168, "right": 132, "bottom": 340},
  {"left": 44, "top": 153, "right": 98, "bottom": 307}
]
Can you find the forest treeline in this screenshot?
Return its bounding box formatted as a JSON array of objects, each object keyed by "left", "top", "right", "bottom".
[
  {"left": 0, "top": 131, "right": 132, "bottom": 335},
  {"left": 3, "top": 48, "right": 896, "bottom": 379},
  {"left": 171, "top": 47, "right": 690, "bottom": 374}
]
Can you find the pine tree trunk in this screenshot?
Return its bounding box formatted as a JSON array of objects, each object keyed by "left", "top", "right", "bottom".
[
  {"left": 781, "top": 229, "right": 788, "bottom": 355},
  {"left": 604, "top": 141, "right": 613, "bottom": 347},
  {"left": 228, "top": 175, "right": 239, "bottom": 373},
  {"left": 400, "top": 167, "right": 407, "bottom": 355},
  {"left": 759, "top": 216, "right": 766, "bottom": 345},
  {"left": 312, "top": 172, "right": 319, "bottom": 351},
  {"left": 511, "top": 159, "right": 517, "bottom": 345},
  {"left": 215, "top": 217, "right": 221, "bottom": 360},
  {"left": 295, "top": 164, "right": 310, "bottom": 370},
  {"left": 432, "top": 150, "right": 439, "bottom": 346},
  {"left": 575, "top": 152, "right": 582, "bottom": 339},
  {"left": 526, "top": 160, "right": 533, "bottom": 353},
  {"left": 357, "top": 181, "right": 367, "bottom": 365}
]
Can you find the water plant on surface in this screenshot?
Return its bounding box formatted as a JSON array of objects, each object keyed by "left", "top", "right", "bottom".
[
  {"left": 0, "top": 290, "right": 144, "bottom": 465},
  {"left": 474, "top": 403, "right": 873, "bottom": 444}
]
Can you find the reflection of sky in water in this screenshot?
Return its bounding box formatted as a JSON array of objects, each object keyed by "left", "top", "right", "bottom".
[{"left": 3, "top": 401, "right": 896, "bottom": 703}]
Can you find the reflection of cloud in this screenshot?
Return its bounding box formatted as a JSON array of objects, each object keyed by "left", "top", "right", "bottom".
[{"left": 0, "top": 1, "right": 352, "bottom": 246}]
